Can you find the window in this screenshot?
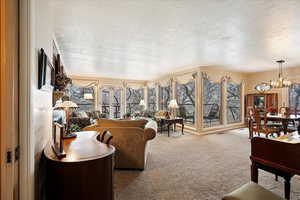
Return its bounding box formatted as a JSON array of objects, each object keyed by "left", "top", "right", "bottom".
[
  {"left": 177, "top": 80, "right": 196, "bottom": 124},
  {"left": 203, "top": 78, "right": 221, "bottom": 127},
  {"left": 289, "top": 84, "right": 300, "bottom": 110},
  {"left": 68, "top": 85, "right": 95, "bottom": 111},
  {"left": 126, "top": 88, "right": 144, "bottom": 114},
  {"left": 101, "top": 89, "right": 110, "bottom": 118},
  {"left": 227, "top": 82, "right": 242, "bottom": 123},
  {"left": 159, "top": 86, "right": 172, "bottom": 110},
  {"left": 112, "top": 89, "right": 121, "bottom": 118},
  {"left": 148, "top": 87, "right": 156, "bottom": 113}
]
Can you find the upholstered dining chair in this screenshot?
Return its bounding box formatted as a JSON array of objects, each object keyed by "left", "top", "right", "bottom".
[
  {"left": 279, "top": 107, "right": 291, "bottom": 116},
  {"left": 278, "top": 106, "right": 299, "bottom": 134},
  {"left": 252, "top": 110, "right": 281, "bottom": 138}
]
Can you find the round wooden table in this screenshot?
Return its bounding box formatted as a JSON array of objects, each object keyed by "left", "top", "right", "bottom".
[{"left": 43, "top": 131, "right": 115, "bottom": 200}]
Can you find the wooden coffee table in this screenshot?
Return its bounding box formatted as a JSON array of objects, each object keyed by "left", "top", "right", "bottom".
[{"left": 157, "top": 118, "right": 184, "bottom": 137}]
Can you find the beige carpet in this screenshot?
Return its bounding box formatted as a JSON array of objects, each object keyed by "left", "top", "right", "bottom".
[{"left": 114, "top": 128, "right": 300, "bottom": 200}]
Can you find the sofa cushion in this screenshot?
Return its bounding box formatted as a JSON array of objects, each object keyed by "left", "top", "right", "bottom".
[
  {"left": 96, "top": 119, "right": 148, "bottom": 129},
  {"left": 222, "top": 182, "right": 284, "bottom": 200}
]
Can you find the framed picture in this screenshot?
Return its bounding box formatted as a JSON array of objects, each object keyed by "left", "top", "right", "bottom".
[
  {"left": 38, "top": 48, "right": 54, "bottom": 91},
  {"left": 52, "top": 122, "right": 66, "bottom": 159}
]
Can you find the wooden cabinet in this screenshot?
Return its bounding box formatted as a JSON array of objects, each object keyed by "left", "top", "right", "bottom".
[
  {"left": 245, "top": 93, "right": 278, "bottom": 111},
  {"left": 43, "top": 131, "right": 115, "bottom": 200}
]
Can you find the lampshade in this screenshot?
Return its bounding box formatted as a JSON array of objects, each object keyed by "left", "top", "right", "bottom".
[
  {"left": 84, "top": 93, "right": 93, "bottom": 100},
  {"left": 139, "top": 99, "right": 146, "bottom": 106},
  {"left": 168, "top": 99, "right": 178, "bottom": 109},
  {"left": 55, "top": 100, "right": 78, "bottom": 109}
]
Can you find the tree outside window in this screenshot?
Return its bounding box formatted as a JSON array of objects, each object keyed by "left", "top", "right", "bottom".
[
  {"left": 148, "top": 87, "right": 156, "bottom": 113},
  {"left": 227, "top": 82, "right": 242, "bottom": 123},
  {"left": 203, "top": 78, "right": 221, "bottom": 127},
  {"left": 68, "top": 85, "right": 95, "bottom": 112},
  {"left": 112, "top": 89, "right": 121, "bottom": 118},
  {"left": 177, "top": 80, "right": 195, "bottom": 125},
  {"left": 289, "top": 84, "right": 300, "bottom": 110},
  {"left": 126, "top": 88, "right": 144, "bottom": 114},
  {"left": 159, "top": 86, "right": 172, "bottom": 111},
  {"left": 101, "top": 89, "right": 110, "bottom": 118}
]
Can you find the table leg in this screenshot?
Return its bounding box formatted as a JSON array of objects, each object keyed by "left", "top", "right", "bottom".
[
  {"left": 160, "top": 121, "right": 163, "bottom": 134},
  {"left": 251, "top": 163, "right": 258, "bottom": 183},
  {"left": 167, "top": 123, "right": 170, "bottom": 137},
  {"left": 284, "top": 176, "right": 291, "bottom": 200},
  {"left": 249, "top": 120, "right": 253, "bottom": 139},
  {"left": 283, "top": 120, "right": 288, "bottom": 135},
  {"left": 174, "top": 123, "right": 176, "bottom": 132},
  {"left": 181, "top": 122, "right": 184, "bottom": 135}
]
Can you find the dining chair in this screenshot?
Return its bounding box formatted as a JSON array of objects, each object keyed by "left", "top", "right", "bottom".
[
  {"left": 247, "top": 107, "right": 255, "bottom": 139},
  {"left": 252, "top": 110, "right": 280, "bottom": 138},
  {"left": 278, "top": 107, "right": 299, "bottom": 134}
]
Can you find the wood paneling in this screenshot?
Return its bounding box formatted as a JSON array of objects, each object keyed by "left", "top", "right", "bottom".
[{"left": 0, "top": 0, "right": 19, "bottom": 199}]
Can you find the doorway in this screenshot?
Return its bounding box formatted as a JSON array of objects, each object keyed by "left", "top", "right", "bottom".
[{"left": 0, "top": 0, "right": 20, "bottom": 199}]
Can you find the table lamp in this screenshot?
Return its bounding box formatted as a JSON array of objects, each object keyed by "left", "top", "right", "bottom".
[
  {"left": 54, "top": 100, "right": 78, "bottom": 139},
  {"left": 139, "top": 99, "right": 146, "bottom": 111},
  {"left": 84, "top": 93, "right": 93, "bottom": 100},
  {"left": 168, "top": 99, "right": 179, "bottom": 119}
]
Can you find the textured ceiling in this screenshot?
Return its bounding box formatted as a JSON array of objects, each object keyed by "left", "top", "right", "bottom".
[{"left": 52, "top": 0, "right": 300, "bottom": 80}]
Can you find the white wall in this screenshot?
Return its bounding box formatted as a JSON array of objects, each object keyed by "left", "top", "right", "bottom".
[{"left": 30, "top": 0, "right": 54, "bottom": 198}]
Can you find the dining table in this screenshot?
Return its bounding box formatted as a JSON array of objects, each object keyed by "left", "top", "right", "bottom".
[{"left": 266, "top": 114, "right": 300, "bottom": 135}]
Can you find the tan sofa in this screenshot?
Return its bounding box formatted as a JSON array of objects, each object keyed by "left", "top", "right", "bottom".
[{"left": 83, "top": 119, "right": 156, "bottom": 170}]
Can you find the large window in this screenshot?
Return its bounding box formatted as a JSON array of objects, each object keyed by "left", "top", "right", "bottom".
[
  {"left": 177, "top": 80, "right": 196, "bottom": 124},
  {"left": 101, "top": 89, "right": 110, "bottom": 118},
  {"left": 148, "top": 87, "right": 156, "bottom": 113},
  {"left": 289, "top": 84, "right": 300, "bottom": 110},
  {"left": 126, "top": 88, "right": 144, "bottom": 114},
  {"left": 112, "top": 89, "right": 121, "bottom": 118},
  {"left": 159, "top": 86, "right": 172, "bottom": 110},
  {"left": 68, "top": 84, "right": 95, "bottom": 111},
  {"left": 203, "top": 78, "right": 222, "bottom": 127},
  {"left": 227, "top": 82, "right": 242, "bottom": 123}
]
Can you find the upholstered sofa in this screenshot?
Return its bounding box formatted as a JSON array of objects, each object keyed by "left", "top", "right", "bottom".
[{"left": 83, "top": 119, "right": 157, "bottom": 170}]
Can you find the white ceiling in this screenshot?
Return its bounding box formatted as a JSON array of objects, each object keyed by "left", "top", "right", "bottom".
[{"left": 52, "top": 0, "right": 300, "bottom": 80}]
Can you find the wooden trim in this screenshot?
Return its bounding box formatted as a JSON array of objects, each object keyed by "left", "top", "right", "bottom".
[
  {"left": 1, "top": 0, "right": 19, "bottom": 199},
  {"left": 19, "top": 0, "right": 34, "bottom": 199},
  {"left": 251, "top": 156, "right": 300, "bottom": 175}
]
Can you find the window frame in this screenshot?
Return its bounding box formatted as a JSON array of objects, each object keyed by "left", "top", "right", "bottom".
[
  {"left": 126, "top": 87, "right": 144, "bottom": 114},
  {"left": 176, "top": 80, "right": 196, "bottom": 126},
  {"left": 68, "top": 84, "right": 95, "bottom": 112},
  {"left": 147, "top": 87, "right": 157, "bottom": 113},
  {"left": 159, "top": 85, "right": 172, "bottom": 111},
  {"left": 226, "top": 81, "right": 242, "bottom": 124},
  {"left": 202, "top": 76, "right": 223, "bottom": 128}
]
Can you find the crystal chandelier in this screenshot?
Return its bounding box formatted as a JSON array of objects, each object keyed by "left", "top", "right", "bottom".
[{"left": 270, "top": 60, "right": 292, "bottom": 88}]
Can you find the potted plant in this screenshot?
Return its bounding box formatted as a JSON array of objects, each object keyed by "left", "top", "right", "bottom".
[{"left": 267, "top": 107, "right": 277, "bottom": 115}]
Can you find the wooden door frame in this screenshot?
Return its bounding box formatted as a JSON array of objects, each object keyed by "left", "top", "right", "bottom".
[
  {"left": 19, "top": 0, "right": 34, "bottom": 199},
  {"left": 1, "top": 0, "right": 20, "bottom": 199}
]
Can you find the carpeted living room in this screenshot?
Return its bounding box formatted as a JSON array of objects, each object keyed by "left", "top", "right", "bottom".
[
  {"left": 4, "top": 0, "right": 300, "bottom": 200},
  {"left": 115, "top": 129, "right": 300, "bottom": 200}
]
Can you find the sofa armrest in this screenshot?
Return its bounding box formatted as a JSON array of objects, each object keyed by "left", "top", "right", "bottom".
[
  {"left": 83, "top": 124, "right": 99, "bottom": 131},
  {"left": 144, "top": 128, "right": 156, "bottom": 141}
]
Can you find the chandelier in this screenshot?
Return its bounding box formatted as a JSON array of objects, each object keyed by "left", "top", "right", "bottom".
[{"left": 270, "top": 60, "right": 292, "bottom": 88}]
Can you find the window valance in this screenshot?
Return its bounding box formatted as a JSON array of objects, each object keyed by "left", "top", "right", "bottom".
[
  {"left": 72, "top": 79, "right": 98, "bottom": 88},
  {"left": 125, "top": 82, "right": 145, "bottom": 90},
  {"left": 147, "top": 82, "right": 157, "bottom": 88},
  {"left": 174, "top": 72, "right": 197, "bottom": 84},
  {"left": 158, "top": 79, "right": 171, "bottom": 87}
]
